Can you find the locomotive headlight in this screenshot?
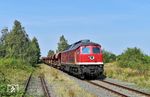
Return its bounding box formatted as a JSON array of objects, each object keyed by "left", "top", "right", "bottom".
[
  {"left": 89, "top": 56, "right": 95, "bottom": 60},
  {"left": 99, "top": 65, "right": 103, "bottom": 67}
]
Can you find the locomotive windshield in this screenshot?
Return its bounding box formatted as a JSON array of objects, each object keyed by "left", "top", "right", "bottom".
[
  {"left": 93, "top": 47, "right": 100, "bottom": 54},
  {"left": 82, "top": 47, "right": 90, "bottom": 54}
]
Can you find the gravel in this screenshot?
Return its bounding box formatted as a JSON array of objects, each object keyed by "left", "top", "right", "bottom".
[
  {"left": 103, "top": 78, "right": 150, "bottom": 94},
  {"left": 44, "top": 78, "right": 57, "bottom": 97},
  {"left": 25, "top": 75, "right": 56, "bottom": 97},
  {"left": 59, "top": 71, "right": 119, "bottom": 97},
  {"left": 25, "top": 76, "right": 44, "bottom": 97},
  {"left": 91, "top": 80, "right": 146, "bottom": 97},
  {"left": 59, "top": 70, "right": 150, "bottom": 97},
  {"left": 72, "top": 78, "right": 119, "bottom": 97},
  {"left": 26, "top": 64, "right": 149, "bottom": 97}
]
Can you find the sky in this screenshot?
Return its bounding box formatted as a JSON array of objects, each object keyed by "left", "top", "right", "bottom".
[{"left": 0, "top": 0, "right": 150, "bottom": 56}]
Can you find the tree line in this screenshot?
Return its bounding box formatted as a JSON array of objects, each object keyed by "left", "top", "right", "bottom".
[
  {"left": 47, "top": 35, "right": 68, "bottom": 56},
  {"left": 0, "top": 20, "right": 40, "bottom": 66}
]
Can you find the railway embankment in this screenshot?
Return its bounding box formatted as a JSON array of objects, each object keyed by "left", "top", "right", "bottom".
[
  {"left": 104, "top": 62, "right": 150, "bottom": 93},
  {"left": 38, "top": 64, "right": 97, "bottom": 97},
  {"left": 39, "top": 64, "right": 149, "bottom": 97},
  {"left": 2, "top": 61, "right": 149, "bottom": 97}
]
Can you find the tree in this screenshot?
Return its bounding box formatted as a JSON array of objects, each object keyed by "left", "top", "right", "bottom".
[
  {"left": 0, "top": 20, "right": 41, "bottom": 66},
  {"left": 57, "top": 35, "right": 69, "bottom": 52},
  {"left": 5, "top": 20, "right": 30, "bottom": 59},
  {"left": 0, "top": 27, "right": 9, "bottom": 57},
  {"left": 47, "top": 50, "right": 55, "bottom": 57},
  {"left": 102, "top": 49, "right": 116, "bottom": 63},
  {"left": 117, "top": 47, "right": 148, "bottom": 68},
  {"left": 26, "top": 37, "right": 41, "bottom": 65},
  {"left": 0, "top": 27, "right": 8, "bottom": 45},
  {"left": 32, "top": 37, "right": 41, "bottom": 63},
  {"left": 0, "top": 45, "right": 5, "bottom": 58}
]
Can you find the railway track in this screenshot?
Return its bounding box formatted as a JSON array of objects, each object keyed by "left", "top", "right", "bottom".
[
  {"left": 22, "top": 73, "right": 33, "bottom": 97},
  {"left": 102, "top": 80, "right": 150, "bottom": 97},
  {"left": 87, "top": 81, "right": 128, "bottom": 97},
  {"left": 46, "top": 64, "right": 150, "bottom": 97},
  {"left": 22, "top": 73, "right": 51, "bottom": 97},
  {"left": 87, "top": 80, "right": 150, "bottom": 97},
  {"left": 39, "top": 74, "right": 51, "bottom": 97}
]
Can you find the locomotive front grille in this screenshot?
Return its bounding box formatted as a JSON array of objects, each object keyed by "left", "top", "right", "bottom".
[{"left": 90, "top": 69, "right": 95, "bottom": 73}]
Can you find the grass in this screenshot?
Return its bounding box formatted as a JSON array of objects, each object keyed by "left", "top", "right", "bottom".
[
  {"left": 104, "top": 62, "right": 150, "bottom": 91},
  {"left": 0, "top": 58, "right": 33, "bottom": 97},
  {"left": 39, "top": 64, "right": 97, "bottom": 97}
]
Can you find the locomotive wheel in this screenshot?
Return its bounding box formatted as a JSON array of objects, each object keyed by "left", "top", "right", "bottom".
[
  {"left": 69, "top": 67, "right": 73, "bottom": 75},
  {"left": 60, "top": 65, "right": 65, "bottom": 71},
  {"left": 80, "top": 74, "right": 85, "bottom": 80}
]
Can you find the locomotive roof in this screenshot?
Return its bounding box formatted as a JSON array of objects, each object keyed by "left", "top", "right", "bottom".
[{"left": 63, "top": 40, "right": 101, "bottom": 52}]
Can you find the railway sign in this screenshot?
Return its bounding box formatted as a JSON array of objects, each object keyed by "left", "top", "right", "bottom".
[{"left": 7, "top": 84, "right": 19, "bottom": 93}]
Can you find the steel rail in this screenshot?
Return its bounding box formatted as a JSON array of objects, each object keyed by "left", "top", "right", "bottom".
[
  {"left": 40, "top": 74, "right": 51, "bottom": 97},
  {"left": 22, "top": 73, "right": 33, "bottom": 97},
  {"left": 87, "top": 81, "right": 128, "bottom": 97},
  {"left": 101, "top": 80, "right": 150, "bottom": 97}
]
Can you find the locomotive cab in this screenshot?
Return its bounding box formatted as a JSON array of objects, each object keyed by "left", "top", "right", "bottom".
[
  {"left": 80, "top": 46, "right": 103, "bottom": 63},
  {"left": 75, "top": 45, "right": 104, "bottom": 78}
]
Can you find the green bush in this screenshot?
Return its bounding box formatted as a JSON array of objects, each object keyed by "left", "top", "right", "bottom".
[
  {"left": 0, "top": 84, "right": 7, "bottom": 96},
  {"left": 102, "top": 49, "right": 116, "bottom": 63},
  {"left": 0, "top": 58, "right": 33, "bottom": 71},
  {"left": 0, "top": 58, "right": 33, "bottom": 96},
  {"left": 117, "top": 47, "right": 150, "bottom": 71}
]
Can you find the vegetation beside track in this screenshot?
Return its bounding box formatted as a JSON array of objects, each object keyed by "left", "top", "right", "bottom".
[
  {"left": 0, "top": 58, "right": 34, "bottom": 96},
  {"left": 104, "top": 62, "right": 150, "bottom": 91},
  {"left": 104, "top": 47, "right": 150, "bottom": 91},
  {"left": 39, "top": 64, "right": 96, "bottom": 97},
  {"left": 0, "top": 20, "right": 41, "bottom": 96}
]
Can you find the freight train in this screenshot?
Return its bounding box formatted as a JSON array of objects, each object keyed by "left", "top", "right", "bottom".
[{"left": 42, "top": 40, "right": 104, "bottom": 79}]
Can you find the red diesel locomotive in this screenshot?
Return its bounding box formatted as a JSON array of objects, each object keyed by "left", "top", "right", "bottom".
[{"left": 42, "top": 40, "right": 104, "bottom": 79}]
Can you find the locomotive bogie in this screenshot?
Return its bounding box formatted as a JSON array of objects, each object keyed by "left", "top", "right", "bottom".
[{"left": 60, "top": 64, "right": 103, "bottom": 79}]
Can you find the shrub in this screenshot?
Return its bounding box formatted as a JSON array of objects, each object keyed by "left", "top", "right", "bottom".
[
  {"left": 117, "top": 47, "right": 150, "bottom": 71},
  {"left": 0, "top": 58, "right": 33, "bottom": 96},
  {"left": 0, "top": 58, "right": 32, "bottom": 70},
  {"left": 102, "top": 49, "right": 116, "bottom": 63}
]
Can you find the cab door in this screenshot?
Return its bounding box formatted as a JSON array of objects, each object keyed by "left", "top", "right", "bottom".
[{"left": 75, "top": 48, "right": 81, "bottom": 63}]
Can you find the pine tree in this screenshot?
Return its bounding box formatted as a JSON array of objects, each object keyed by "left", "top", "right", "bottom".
[
  {"left": 0, "top": 27, "right": 9, "bottom": 57},
  {"left": 32, "top": 37, "right": 41, "bottom": 64},
  {"left": 57, "top": 35, "right": 69, "bottom": 52},
  {"left": 0, "top": 27, "right": 8, "bottom": 45},
  {"left": 27, "top": 37, "right": 41, "bottom": 65},
  {"left": 47, "top": 50, "right": 55, "bottom": 57}
]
